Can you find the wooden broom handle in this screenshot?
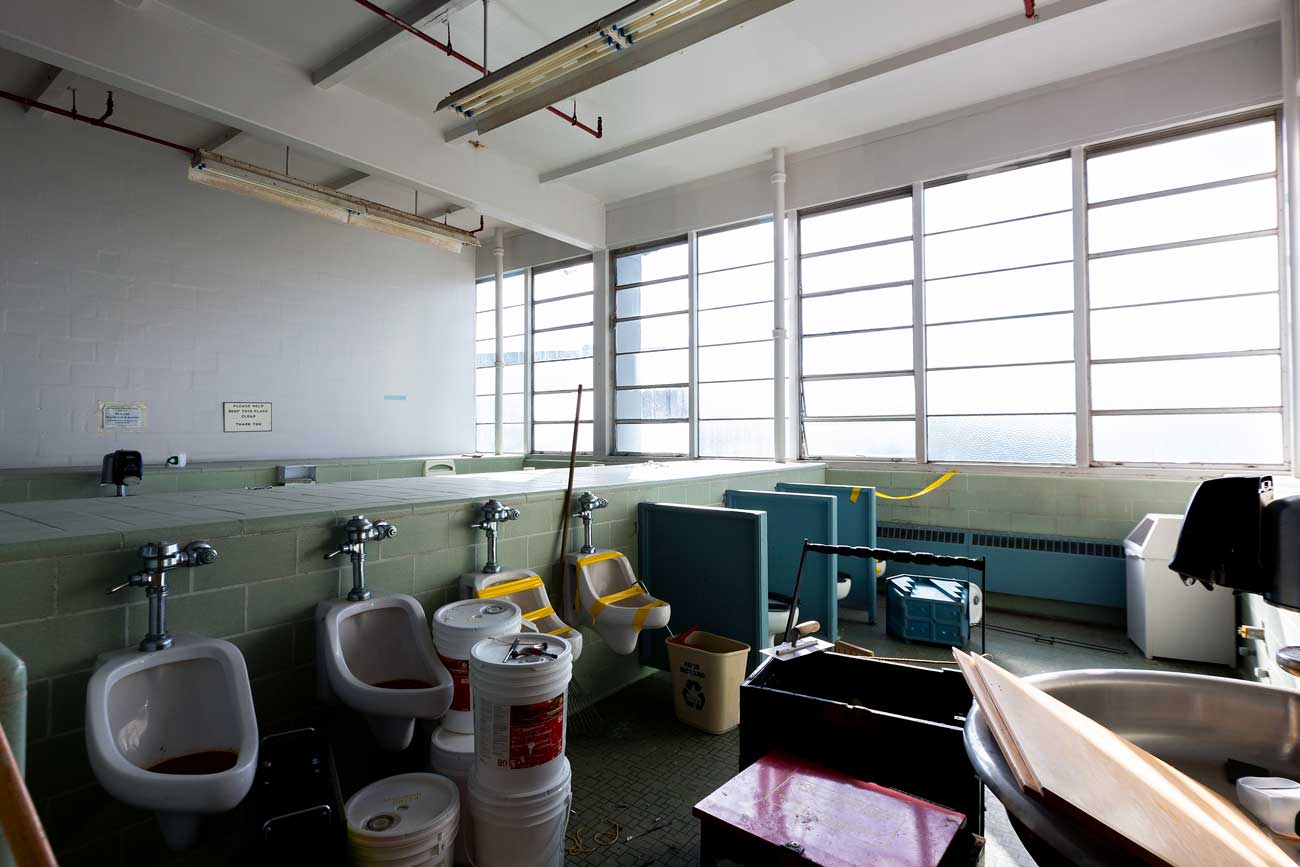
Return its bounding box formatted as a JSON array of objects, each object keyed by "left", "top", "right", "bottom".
[{"left": 0, "top": 721, "right": 57, "bottom": 867}]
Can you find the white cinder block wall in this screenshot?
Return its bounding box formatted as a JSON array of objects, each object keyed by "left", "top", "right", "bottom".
[{"left": 0, "top": 103, "right": 476, "bottom": 468}]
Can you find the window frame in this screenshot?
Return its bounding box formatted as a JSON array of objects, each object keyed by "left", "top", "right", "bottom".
[{"left": 530, "top": 254, "right": 595, "bottom": 455}]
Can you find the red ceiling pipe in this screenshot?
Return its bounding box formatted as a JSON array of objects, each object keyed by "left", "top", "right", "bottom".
[
  {"left": 349, "top": 0, "right": 602, "bottom": 138},
  {"left": 0, "top": 89, "right": 196, "bottom": 156},
  {"left": 1024, "top": 0, "right": 1035, "bottom": 18}
]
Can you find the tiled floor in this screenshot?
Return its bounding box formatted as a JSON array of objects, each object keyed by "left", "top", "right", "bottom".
[{"left": 564, "top": 607, "right": 1234, "bottom": 867}]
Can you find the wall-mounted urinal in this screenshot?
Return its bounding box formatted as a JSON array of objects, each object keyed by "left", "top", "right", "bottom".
[
  {"left": 561, "top": 493, "right": 669, "bottom": 656},
  {"left": 85, "top": 542, "right": 257, "bottom": 850},
  {"left": 458, "top": 499, "right": 583, "bottom": 659},
  {"left": 315, "top": 516, "right": 453, "bottom": 751}
]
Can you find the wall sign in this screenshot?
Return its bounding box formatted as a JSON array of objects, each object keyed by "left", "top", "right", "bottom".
[
  {"left": 100, "top": 401, "right": 146, "bottom": 432},
  {"left": 223, "top": 402, "right": 272, "bottom": 433}
]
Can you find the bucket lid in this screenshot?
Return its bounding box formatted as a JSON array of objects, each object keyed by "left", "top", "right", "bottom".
[
  {"left": 430, "top": 726, "right": 474, "bottom": 759},
  {"left": 433, "top": 599, "right": 522, "bottom": 636},
  {"left": 470, "top": 633, "right": 572, "bottom": 668},
  {"left": 346, "top": 773, "right": 459, "bottom": 845}
]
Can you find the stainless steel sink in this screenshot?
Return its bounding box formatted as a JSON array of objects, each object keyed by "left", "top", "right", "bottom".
[{"left": 964, "top": 668, "right": 1300, "bottom": 866}]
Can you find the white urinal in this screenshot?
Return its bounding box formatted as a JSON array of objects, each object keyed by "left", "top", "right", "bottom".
[
  {"left": 460, "top": 568, "right": 583, "bottom": 660},
  {"left": 566, "top": 551, "right": 670, "bottom": 656}
]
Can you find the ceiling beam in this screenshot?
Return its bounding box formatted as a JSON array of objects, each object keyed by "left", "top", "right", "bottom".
[
  {"left": 539, "top": 0, "right": 1110, "bottom": 183},
  {"left": 326, "top": 169, "right": 371, "bottom": 192},
  {"left": 312, "top": 0, "right": 479, "bottom": 89},
  {"left": 202, "top": 127, "right": 249, "bottom": 153},
  {"left": 0, "top": 0, "right": 603, "bottom": 249},
  {"left": 24, "top": 66, "right": 75, "bottom": 117}
]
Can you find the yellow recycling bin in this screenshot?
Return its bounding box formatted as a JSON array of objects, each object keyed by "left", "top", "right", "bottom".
[{"left": 666, "top": 629, "right": 750, "bottom": 734}]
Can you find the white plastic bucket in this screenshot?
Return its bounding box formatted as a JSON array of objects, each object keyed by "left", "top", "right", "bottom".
[
  {"left": 428, "top": 727, "right": 475, "bottom": 867},
  {"left": 467, "top": 758, "right": 571, "bottom": 867},
  {"left": 469, "top": 633, "right": 572, "bottom": 792},
  {"left": 346, "top": 772, "right": 460, "bottom": 867},
  {"left": 432, "top": 600, "right": 524, "bottom": 734}
]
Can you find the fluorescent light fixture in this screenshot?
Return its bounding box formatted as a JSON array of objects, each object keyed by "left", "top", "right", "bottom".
[
  {"left": 436, "top": 0, "right": 795, "bottom": 137},
  {"left": 187, "top": 150, "right": 480, "bottom": 252}
]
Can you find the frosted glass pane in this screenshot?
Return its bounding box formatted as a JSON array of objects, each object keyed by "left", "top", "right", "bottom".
[
  {"left": 1089, "top": 235, "right": 1279, "bottom": 309},
  {"left": 801, "top": 285, "right": 911, "bottom": 334},
  {"left": 533, "top": 357, "right": 594, "bottom": 391},
  {"left": 474, "top": 339, "right": 494, "bottom": 368},
  {"left": 476, "top": 281, "right": 494, "bottom": 312},
  {"left": 925, "top": 160, "right": 1071, "bottom": 234},
  {"left": 928, "top": 415, "right": 1075, "bottom": 463},
  {"left": 800, "top": 241, "right": 913, "bottom": 293},
  {"left": 501, "top": 274, "right": 525, "bottom": 307},
  {"left": 928, "top": 363, "right": 1075, "bottom": 414},
  {"left": 533, "top": 325, "right": 592, "bottom": 362},
  {"left": 615, "top": 243, "right": 687, "bottom": 285},
  {"left": 1088, "top": 179, "right": 1277, "bottom": 254},
  {"left": 475, "top": 424, "right": 493, "bottom": 452},
  {"left": 533, "top": 422, "right": 593, "bottom": 453},
  {"left": 699, "top": 341, "right": 773, "bottom": 381},
  {"left": 534, "top": 391, "right": 592, "bottom": 422},
  {"left": 1093, "top": 413, "right": 1283, "bottom": 464},
  {"left": 1091, "top": 355, "right": 1281, "bottom": 410},
  {"left": 802, "top": 375, "right": 915, "bottom": 418},
  {"left": 699, "top": 380, "right": 774, "bottom": 419},
  {"left": 615, "top": 314, "right": 688, "bottom": 353},
  {"left": 698, "top": 220, "right": 772, "bottom": 272},
  {"left": 925, "top": 212, "right": 1073, "bottom": 279},
  {"left": 926, "top": 314, "right": 1072, "bottom": 368},
  {"left": 502, "top": 423, "right": 525, "bottom": 453},
  {"left": 615, "top": 387, "right": 688, "bottom": 420},
  {"left": 500, "top": 395, "right": 524, "bottom": 423},
  {"left": 616, "top": 422, "right": 689, "bottom": 454},
  {"left": 699, "top": 262, "right": 773, "bottom": 309},
  {"left": 475, "top": 310, "right": 494, "bottom": 340},
  {"left": 502, "top": 365, "right": 523, "bottom": 393},
  {"left": 700, "top": 420, "right": 774, "bottom": 458},
  {"left": 533, "top": 261, "right": 592, "bottom": 300},
  {"left": 1090, "top": 294, "right": 1279, "bottom": 360},
  {"left": 802, "top": 329, "right": 912, "bottom": 376},
  {"left": 501, "top": 305, "right": 525, "bottom": 337},
  {"left": 800, "top": 196, "right": 912, "bottom": 254},
  {"left": 475, "top": 395, "right": 495, "bottom": 424},
  {"left": 1087, "top": 121, "right": 1276, "bottom": 203},
  {"left": 616, "top": 349, "right": 688, "bottom": 386},
  {"left": 533, "top": 295, "right": 591, "bottom": 330},
  {"left": 615, "top": 280, "right": 688, "bottom": 317},
  {"left": 699, "top": 302, "right": 772, "bottom": 346},
  {"left": 476, "top": 365, "right": 523, "bottom": 394},
  {"left": 926, "top": 262, "right": 1073, "bottom": 324},
  {"left": 803, "top": 421, "right": 915, "bottom": 459}
]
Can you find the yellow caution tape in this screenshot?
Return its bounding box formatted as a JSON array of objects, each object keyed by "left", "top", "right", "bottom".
[
  {"left": 589, "top": 585, "right": 643, "bottom": 622},
  {"left": 849, "top": 487, "right": 861, "bottom": 503},
  {"left": 524, "top": 605, "right": 555, "bottom": 622},
  {"left": 477, "top": 574, "right": 544, "bottom": 599},
  {"left": 548, "top": 625, "right": 574, "bottom": 636},
  {"left": 874, "top": 470, "right": 958, "bottom": 501},
  {"left": 576, "top": 550, "right": 623, "bottom": 568},
  {"left": 632, "top": 600, "right": 666, "bottom": 632}
]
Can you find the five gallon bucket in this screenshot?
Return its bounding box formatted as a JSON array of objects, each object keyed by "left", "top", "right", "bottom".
[
  {"left": 469, "top": 633, "right": 573, "bottom": 792},
  {"left": 429, "top": 727, "right": 475, "bottom": 867},
  {"left": 432, "top": 600, "right": 524, "bottom": 734},
  {"left": 467, "top": 758, "right": 572, "bottom": 867},
  {"left": 345, "top": 772, "right": 460, "bottom": 867}
]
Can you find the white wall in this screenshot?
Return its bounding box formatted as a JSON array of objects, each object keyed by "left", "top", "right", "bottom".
[
  {"left": 0, "top": 103, "right": 476, "bottom": 468},
  {"left": 475, "top": 229, "right": 589, "bottom": 278},
  {"left": 606, "top": 25, "right": 1282, "bottom": 247}
]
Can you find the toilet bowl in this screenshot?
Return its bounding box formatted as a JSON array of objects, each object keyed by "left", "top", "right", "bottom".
[
  {"left": 85, "top": 635, "right": 258, "bottom": 850},
  {"left": 316, "top": 593, "right": 454, "bottom": 752},
  {"left": 563, "top": 551, "right": 670, "bottom": 655},
  {"left": 837, "top": 572, "right": 852, "bottom": 602},
  {"left": 766, "top": 597, "right": 799, "bottom": 648},
  {"left": 460, "top": 568, "right": 583, "bottom": 660}
]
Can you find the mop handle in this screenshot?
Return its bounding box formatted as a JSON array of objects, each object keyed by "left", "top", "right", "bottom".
[{"left": 803, "top": 541, "right": 986, "bottom": 572}]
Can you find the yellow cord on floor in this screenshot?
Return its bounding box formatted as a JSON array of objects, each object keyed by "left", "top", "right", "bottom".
[{"left": 566, "top": 819, "right": 622, "bottom": 857}]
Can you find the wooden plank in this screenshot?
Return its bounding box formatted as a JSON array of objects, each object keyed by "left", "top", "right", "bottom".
[
  {"left": 952, "top": 649, "right": 1040, "bottom": 794},
  {"left": 969, "top": 654, "right": 1292, "bottom": 867}
]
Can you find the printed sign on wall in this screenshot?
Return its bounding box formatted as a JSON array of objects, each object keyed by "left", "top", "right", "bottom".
[
  {"left": 223, "top": 402, "right": 272, "bottom": 433},
  {"left": 100, "top": 401, "right": 147, "bottom": 432}
]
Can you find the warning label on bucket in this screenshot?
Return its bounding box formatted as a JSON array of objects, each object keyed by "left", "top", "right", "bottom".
[
  {"left": 440, "top": 653, "right": 471, "bottom": 712},
  {"left": 506, "top": 695, "right": 565, "bottom": 769}
]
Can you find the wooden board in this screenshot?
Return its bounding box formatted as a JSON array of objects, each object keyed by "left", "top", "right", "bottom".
[
  {"left": 952, "top": 650, "right": 1040, "bottom": 794},
  {"left": 963, "top": 653, "right": 1292, "bottom": 867}
]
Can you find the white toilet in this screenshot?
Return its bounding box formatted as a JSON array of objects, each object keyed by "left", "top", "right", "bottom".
[
  {"left": 316, "top": 593, "right": 454, "bottom": 751},
  {"left": 564, "top": 551, "right": 670, "bottom": 655},
  {"left": 766, "top": 597, "right": 799, "bottom": 648},
  {"left": 85, "top": 635, "right": 258, "bottom": 850},
  {"left": 460, "top": 568, "right": 583, "bottom": 660},
  {"left": 837, "top": 573, "right": 852, "bottom": 602}
]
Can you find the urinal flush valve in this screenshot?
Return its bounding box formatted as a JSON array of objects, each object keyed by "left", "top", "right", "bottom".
[
  {"left": 573, "top": 491, "right": 609, "bottom": 554},
  {"left": 471, "top": 499, "right": 520, "bottom": 574},
  {"left": 107, "top": 540, "right": 219, "bottom": 651},
  {"left": 325, "top": 515, "right": 397, "bottom": 602}
]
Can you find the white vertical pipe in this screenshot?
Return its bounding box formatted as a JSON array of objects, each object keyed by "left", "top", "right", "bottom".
[
  {"left": 482, "top": 0, "right": 489, "bottom": 75},
  {"left": 1284, "top": 0, "right": 1300, "bottom": 471},
  {"left": 772, "top": 147, "right": 788, "bottom": 463},
  {"left": 911, "top": 181, "right": 927, "bottom": 464},
  {"left": 591, "top": 249, "right": 610, "bottom": 458},
  {"left": 493, "top": 227, "right": 505, "bottom": 455},
  {"left": 1071, "top": 146, "right": 1091, "bottom": 468}
]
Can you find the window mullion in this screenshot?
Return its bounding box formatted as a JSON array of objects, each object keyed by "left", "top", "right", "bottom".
[
  {"left": 911, "top": 180, "right": 927, "bottom": 466},
  {"left": 1072, "top": 145, "right": 1092, "bottom": 468},
  {"left": 688, "top": 229, "right": 700, "bottom": 459}
]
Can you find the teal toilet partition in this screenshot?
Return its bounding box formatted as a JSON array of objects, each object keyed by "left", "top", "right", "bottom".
[
  {"left": 723, "top": 490, "right": 838, "bottom": 643},
  {"left": 637, "top": 503, "right": 769, "bottom": 671},
  {"left": 776, "top": 481, "right": 878, "bottom": 622}
]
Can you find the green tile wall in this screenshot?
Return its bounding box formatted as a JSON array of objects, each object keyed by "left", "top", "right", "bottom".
[{"left": 0, "top": 463, "right": 823, "bottom": 866}]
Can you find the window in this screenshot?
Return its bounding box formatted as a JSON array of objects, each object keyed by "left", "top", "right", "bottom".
[
  {"left": 474, "top": 271, "right": 526, "bottom": 452},
  {"left": 697, "top": 220, "right": 775, "bottom": 458},
  {"left": 798, "top": 192, "right": 915, "bottom": 459},
  {"left": 1085, "top": 117, "right": 1284, "bottom": 466},
  {"left": 923, "top": 158, "right": 1076, "bottom": 464},
  {"left": 531, "top": 258, "right": 594, "bottom": 453},
  {"left": 612, "top": 239, "right": 691, "bottom": 454}
]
